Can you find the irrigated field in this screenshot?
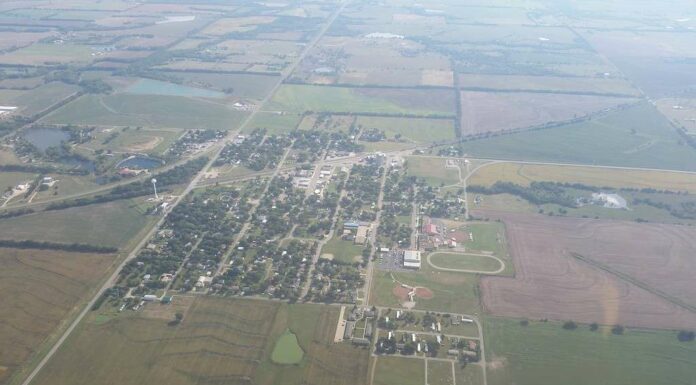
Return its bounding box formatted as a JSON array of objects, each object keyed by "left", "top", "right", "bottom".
[
  {"left": 0, "top": 248, "right": 115, "bottom": 384},
  {"left": 480, "top": 213, "right": 696, "bottom": 330},
  {"left": 459, "top": 90, "right": 634, "bottom": 135},
  {"left": 485, "top": 317, "right": 696, "bottom": 385},
  {"left": 31, "top": 298, "right": 370, "bottom": 385}
]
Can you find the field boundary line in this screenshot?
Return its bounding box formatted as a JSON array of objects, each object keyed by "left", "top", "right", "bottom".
[{"left": 569, "top": 252, "right": 696, "bottom": 313}]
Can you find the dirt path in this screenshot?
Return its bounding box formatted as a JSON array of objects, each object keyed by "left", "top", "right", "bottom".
[{"left": 426, "top": 251, "right": 506, "bottom": 275}]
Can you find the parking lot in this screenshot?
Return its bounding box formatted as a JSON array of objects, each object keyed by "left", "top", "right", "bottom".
[{"left": 377, "top": 250, "right": 410, "bottom": 272}]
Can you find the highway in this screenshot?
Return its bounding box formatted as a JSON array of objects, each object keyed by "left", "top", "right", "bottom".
[{"left": 18, "top": 2, "right": 349, "bottom": 384}]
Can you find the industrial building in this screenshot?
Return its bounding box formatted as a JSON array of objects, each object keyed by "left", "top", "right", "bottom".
[{"left": 403, "top": 250, "right": 421, "bottom": 269}]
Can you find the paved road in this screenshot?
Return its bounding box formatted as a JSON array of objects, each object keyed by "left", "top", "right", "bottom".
[
  {"left": 18, "top": 3, "right": 349, "bottom": 384},
  {"left": 362, "top": 166, "right": 388, "bottom": 307}
]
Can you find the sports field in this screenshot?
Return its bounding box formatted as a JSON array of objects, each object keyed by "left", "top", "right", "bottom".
[
  {"left": 485, "top": 317, "right": 696, "bottom": 385},
  {"left": 428, "top": 252, "right": 503, "bottom": 273},
  {"left": 321, "top": 238, "right": 364, "bottom": 264}
]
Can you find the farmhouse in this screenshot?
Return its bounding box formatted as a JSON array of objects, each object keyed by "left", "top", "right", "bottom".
[{"left": 403, "top": 250, "right": 421, "bottom": 269}]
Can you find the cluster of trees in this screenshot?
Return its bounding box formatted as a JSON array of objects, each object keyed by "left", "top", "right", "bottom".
[
  {"left": 340, "top": 163, "right": 383, "bottom": 221},
  {"left": 311, "top": 259, "right": 363, "bottom": 303},
  {"left": 166, "top": 129, "right": 223, "bottom": 160},
  {"left": 469, "top": 181, "right": 579, "bottom": 207},
  {"left": 0, "top": 239, "right": 117, "bottom": 253},
  {"left": 46, "top": 157, "right": 208, "bottom": 211},
  {"left": 633, "top": 197, "right": 696, "bottom": 220}
]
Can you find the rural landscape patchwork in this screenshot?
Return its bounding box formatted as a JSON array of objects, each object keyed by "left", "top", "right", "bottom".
[{"left": 1, "top": 0, "right": 696, "bottom": 384}]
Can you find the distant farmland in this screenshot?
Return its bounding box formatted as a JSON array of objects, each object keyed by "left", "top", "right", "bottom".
[
  {"left": 31, "top": 298, "right": 370, "bottom": 385},
  {"left": 459, "top": 90, "right": 634, "bottom": 135},
  {"left": 480, "top": 212, "right": 696, "bottom": 330},
  {"left": 0, "top": 248, "right": 115, "bottom": 384}
]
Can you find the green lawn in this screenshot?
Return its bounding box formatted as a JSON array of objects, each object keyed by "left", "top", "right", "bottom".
[
  {"left": 373, "top": 356, "right": 425, "bottom": 385},
  {"left": 321, "top": 237, "right": 364, "bottom": 264},
  {"left": 484, "top": 317, "right": 696, "bottom": 385},
  {"left": 271, "top": 329, "right": 304, "bottom": 364},
  {"left": 456, "top": 102, "right": 696, "bottom": 171},
  {"left": 268, "top": 84, "right": 455, "bottom": 117},
  {"left": 42, "top": 94, "right": 248, "bottom": 130}
]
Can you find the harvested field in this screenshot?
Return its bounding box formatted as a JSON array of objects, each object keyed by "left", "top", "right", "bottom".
[
  {"left": 480, "top": 213, "right": 696, "bottom": 330},
  {"left": 458, "top": 74, "right": 639, "bottom": 96},
  {"left": 0, "top": 248, "right": 115, "bottom": 384},
  {"left": 460, "top": 91, "right": 633, "bottom": 135}
]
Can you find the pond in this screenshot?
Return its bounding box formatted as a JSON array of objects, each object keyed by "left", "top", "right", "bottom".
[
  {"left": 22, "top": 127, "right": 70, "bottom": 151},
  {"left": 270, "top": 329, "right": 304, "bottom": 365},
  {"left": 125, "top": 78, "right": 225, "bottom": 99},
  {"left": 116, "top": 155, "right": 164, "bottom": 170}
]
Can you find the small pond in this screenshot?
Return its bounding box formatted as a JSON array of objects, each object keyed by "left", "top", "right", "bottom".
[
  {"left": 22, "top": 127, "right": 70, "bottom": 151},
  {"left": 117, "top": 155, "right": 164, "bottom": 170}
]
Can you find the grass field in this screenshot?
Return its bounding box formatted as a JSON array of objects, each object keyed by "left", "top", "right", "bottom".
[
  {"left": 321, "top": 237, "right": 364, "bottom": 264},
  {"left": 268, "top": 84, "right": 455, "bottom": 116},
  {"left": 0, "top": 198, "right": 155, "bottom": 248},
  {"left": 0, "top": 248, "right": 115, "bottom": 385},
  {"left": 468, "top": 162, "right": 696, "bottom": 193},
  {"left": 356, "top": 116, "right": 456, "bottom": 143},
  {"left": 428, "top": 252, "right": 503, "bottom": 273},
  {"left": 42, "top": 94, "right": 248, "bottom": 130},
  {"left": 0, "top": 172, "right": 35, "bottom": 191},
  {"left": 427, "top": 360, "right": 455, "bottom": 385},
  {"left": 371, "top": 265, "right": 480, "bottom": 314},
  {"left": 163, "top": 72, "right": 280, "bottom": 100},
  {"left": 0, "top": 43, "right": 93, "bottom": 65},
  {"left": 405, "top": 157, "right": 460, "bottom": 186},
  {"left": 373, "top": 356, "right": 424, "bottom": 385},
  {"left": 484, "top": 317, "right": 696, "bottom": 385},
  {"left": 245, "top": 111, "right": 303, "bottom": 135},
  {"left": 32, "top": 298, "right": 370, "bottom": 385},
  {"left": 0, "top": 82, "right": 80, "bottom": 116},
  {"left": 83, "top": 127, "right": 181, "bottom": 155},
  {"left": 456, "top": 102, "right": 696, "bottom": 171},
  {"left": 458, "top": 73, "right": 639, "bottom": 96}
]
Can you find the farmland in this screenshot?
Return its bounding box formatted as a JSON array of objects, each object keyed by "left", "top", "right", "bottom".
[
  {"left": 467, "top": 162, "right": 696, "bottom": 193},
  {"left": 405, "top": 156, "right": 460, "bottom": 186},
  {"left": 456, "top": 102, "right": 696, "bottom": 171},
  {"left": 480, "top": 213, "right": 696, "bottom": 330},
  {"left": 459, "top": 91, "right": 634, "bottom": 135},
  {"left": 31, "top": 298, "right": 370, "bottom": 385},
  {"left": 373, "top": 356, "right": 424, "bottom": 385},
  {"left": 0, "top": 248, "right": 115, "bottom": 385},
  {"left": 42, "top": 94, "right": 247, "bottom": 130},
  {"left": 268, "top": 84, "right": 456, "bottom": 117},
  {"left": 356, "top": 116, "right": 456, "bottom": 144},
  {"left": 485, "top": 317, "right": 696, "bottom": 385},
  {"left": 0, "top": 199, "right": 155, "bottom": 248}
]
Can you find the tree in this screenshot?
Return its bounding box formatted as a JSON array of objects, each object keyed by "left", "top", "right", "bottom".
[
  {"left": 562, "top": 321, "right": 577, "bottom": 330},
  {"left": 611, "top": 325, "right": 624, "bottom": 335},
  {"left": 677, "top": 330, "right": 695, "bottom": 342},
  {"left": 589, "top": 322, "right": 599, "bottom": 332}
]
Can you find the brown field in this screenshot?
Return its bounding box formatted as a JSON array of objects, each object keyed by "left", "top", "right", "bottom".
[
  {"left": 421, "top": 70, "right": 454, "bottom": 87},
  {"left": 655, "top": 97, "right": 696, "bottom": 134},
  {"left": 480, "top": 213, "right": 696, "bottom": 330},
  {"left": 458, "top": 73, "right": 639, "bottom": 96},
  {"left": 0, "top": 248, "right": 115, "bottom": 384},
  {"left": 0, "top": 31, "right": 52, "bottom": 50},
  {"left": 460, "top": 91, "right": 633, "bottom": 135},
  {"left": 201, "top": 16, "right": 276, "bottom": 35},
  {"left": 32, "top": 297, "right": 369, "bottom": 385}
]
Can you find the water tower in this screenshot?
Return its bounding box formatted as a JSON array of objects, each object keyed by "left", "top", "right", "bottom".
[{"left": 151, "top": 178, "right": 158, "bottom": 200}]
